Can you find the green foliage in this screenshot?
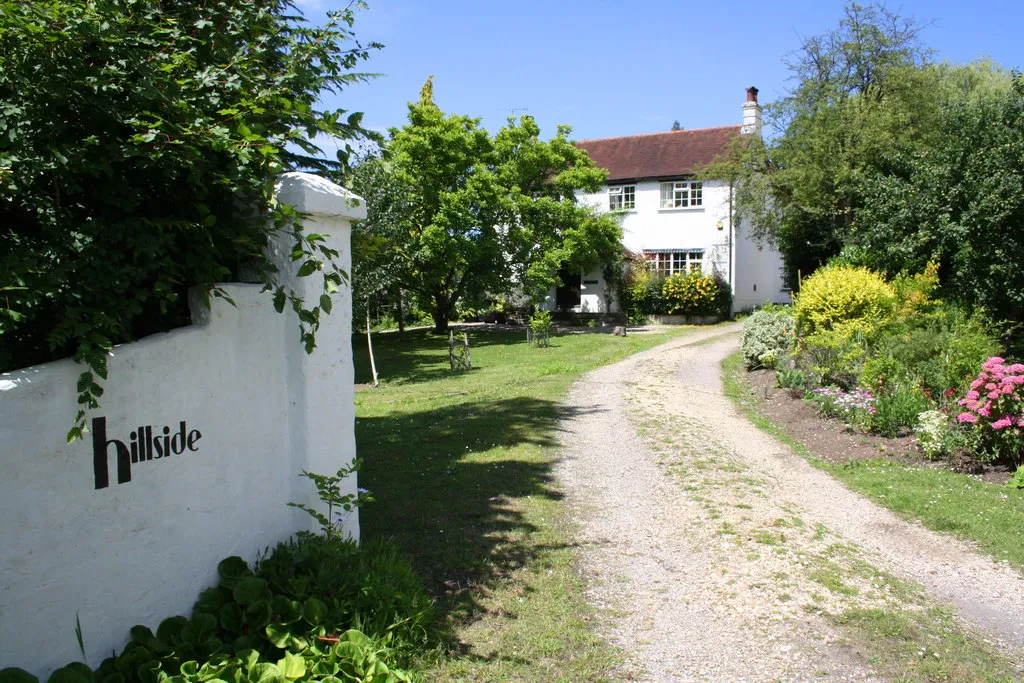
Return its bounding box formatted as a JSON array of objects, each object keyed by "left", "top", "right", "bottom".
[
  {"left": 18, "top": 535, "right": 434, "bottom": 683},
  {"left": 661, "top": 271, "right": 731, "bottom": 317},
  {"left": 1, "top": 0, "right": 378, "bottom": 440},
  {"left": 853, "top": 74, "right": 1024, "bottom": 326},
  {"left": 740, "top": 308, "right": 795, "bottom": 369},
  {"left": 288, "top": 460, "right": 373, "bottom": 538},
  {"left": 801, "top": 328, "right": 869, "bottom": 389},
  {"left": 528, "top": 310, "right": 553, "bottom": 348},
  {"left": 776, "top": 368, "right": 808, "bottom": 392},
  {"left": 794, "top": 265, "right": 895, "bottom": 336},
  {"left": 620, "top": 256, "right": 665, "bottom": 318},
  {"left": 355, "top": 78, "right": 622, "bottom": 334},
  {"left": 872, "top": 386, "right": 931, "bottom": 437},
  {"left": 1007, "top": 465, "right": 1024, "bottom": 490},
  {"left": 702, "top": 3, "right": 935, "bottom": 284}
]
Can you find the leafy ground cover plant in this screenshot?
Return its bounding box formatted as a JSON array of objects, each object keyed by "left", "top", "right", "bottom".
[{"left": 0, "top": 535, "right": 433, "bottom": 683}]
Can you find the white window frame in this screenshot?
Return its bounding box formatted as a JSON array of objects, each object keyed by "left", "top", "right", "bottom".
[
  {"left": 608, "top": 185, "right": 636, "bottom": 211},
  {"left": 644, "top": 250, "right": 704, "bottom": 276},
  {"left": 659, "top": 181, "right": 703, "bottom": 209}
]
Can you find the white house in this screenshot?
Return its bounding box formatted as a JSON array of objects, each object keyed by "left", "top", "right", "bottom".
[{"left": 542, "top": 87, "right": 790, "bottom": 315}]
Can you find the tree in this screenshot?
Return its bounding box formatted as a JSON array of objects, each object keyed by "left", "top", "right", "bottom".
[
  {"left": 703, "top": 2, "right": 934, "bottom": 285},
  {"left": 363, "top": 79, "right": 622, "bottom": 333},
  {"left": 851, "top": 74, "right": 1024, "bottom": 323},
  {"left": 347, "top": 156, "right": 416, "bottom": 333},
  {"left": 0, "top": 0, "right": 379, "bottom": 439},
  {"left": 671, "top": 120, "right": 682, "bottom": 131}
]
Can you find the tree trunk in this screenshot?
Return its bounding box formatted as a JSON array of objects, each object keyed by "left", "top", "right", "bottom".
[
  {"left": 430, "top": 292, "right": 457, "bottom": 334},
  {"left": 394, "top": 288, "right": 405, "bottom": 339},
  {"left": 430, "top": 306, "right": 449, "bottom": 335}
]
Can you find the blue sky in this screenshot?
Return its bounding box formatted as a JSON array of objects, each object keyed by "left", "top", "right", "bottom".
[{"left": 297, "top": 0, "right": 1023, "bottom": 145}]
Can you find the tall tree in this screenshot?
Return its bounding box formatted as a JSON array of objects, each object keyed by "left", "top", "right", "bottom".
[
  {"left": 366, "top": 79, "right": 621, "bottom": 333},
  {"left": 703, "top": 2, "right": 934, "bottom": 285},
  {"left": 852, "top": 72, "right": 1024, "bottom": 323}
]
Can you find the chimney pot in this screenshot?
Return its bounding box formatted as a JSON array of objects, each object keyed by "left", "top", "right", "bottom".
[{"left": 746, "top": 86, "right": 759, "bottom": 104}]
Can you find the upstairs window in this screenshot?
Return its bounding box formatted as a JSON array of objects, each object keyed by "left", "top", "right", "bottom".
[
  {"left": 660, "top": 181, "right": 702, "bottom": 208},
  {"left": 609, "top": 185, "right": 636, "bottom": 211},
  {"left": 644, "top": 249, "right": 704, "bottom": 276}
]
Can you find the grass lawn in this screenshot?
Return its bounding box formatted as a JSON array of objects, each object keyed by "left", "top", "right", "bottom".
[
  {"left": 354, "top": 325, "right": 701, "bottom": 680},
  {"left": 722, "top": 351, "right": 1024, "bottom": 570}
]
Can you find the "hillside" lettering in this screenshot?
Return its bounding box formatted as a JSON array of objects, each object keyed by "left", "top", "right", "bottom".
[{"left": 92, "top": 416, "right": 202, "bottom": 489}]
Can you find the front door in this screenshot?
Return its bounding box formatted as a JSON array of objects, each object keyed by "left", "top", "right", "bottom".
[{"left": 555, "top": 269, "right": 582, "bottom": 310}]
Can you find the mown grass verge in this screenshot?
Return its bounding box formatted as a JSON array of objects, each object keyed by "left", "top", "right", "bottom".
[
  {"left": 722, "top": 351, "right": 1024, "bottom": 570},
  {"left": 355, "top": 326, "right": 702, "bottom": 680}
]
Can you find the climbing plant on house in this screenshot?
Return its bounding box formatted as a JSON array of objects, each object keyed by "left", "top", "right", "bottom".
[{"left": 0, "top": 1, "right": 379, "bottom": 439}]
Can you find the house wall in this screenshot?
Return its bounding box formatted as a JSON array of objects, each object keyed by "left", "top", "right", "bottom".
[
  {"left": 578, "top": 179, "right": 733, "bottom": 275},
  {"left": 0, "top": 173, "right": 363, "bottom": 678},
  {"left": 731, "top": 220, "right": 792, "bottom": 311},
  {"left": 576, "top": 179, "right": 790, "bottom": 315}
]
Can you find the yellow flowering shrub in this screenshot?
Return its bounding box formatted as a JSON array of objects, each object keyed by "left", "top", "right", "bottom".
[
  {"left": 794, "top": 265, "right": 896, "bottom": 336},
  {"left": 662, "top": 272, "right": 729, "bottom": 316}
]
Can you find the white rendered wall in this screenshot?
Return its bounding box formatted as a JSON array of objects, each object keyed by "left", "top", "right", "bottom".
[
  {"left": 579, "top": 179, "right": 790, "bottom": 313},
  {"left": 578, "top": 179, "right": 733, "bottom": 275},
  {"left": 0, "top": 173, "right": 363, "bottom": 677},
  {"left": 731, "top": 219, "right": 791, "bottom": 311}
]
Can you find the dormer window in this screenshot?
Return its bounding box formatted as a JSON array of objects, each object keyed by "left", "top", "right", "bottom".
[
  {"left": 660, "top": 181, "right": 702, "bottom": 208},
  {"left": 609, "top": 185, "right": 635, "bottom": 211}
]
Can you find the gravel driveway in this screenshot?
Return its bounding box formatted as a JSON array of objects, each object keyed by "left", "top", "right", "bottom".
[{"left": 555, "top": 326, "right": 1024, "bottom": 681}]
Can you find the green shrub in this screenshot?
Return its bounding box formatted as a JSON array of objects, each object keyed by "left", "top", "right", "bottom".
[
  {"left": 776, "top": 368, "right": 808, "bottom": 391},
  {"left": 794, "top": 265, "right": 896, "bottom": 335},
  {"left": 661, "top": 272, "right": 730, "bottom": 316},
  {"left": 800, "top": 328, "right": 869, "bottom": 389},
  {"left": 941, "top": 312, "right": 1003, "bottom": 392},
  {"left": 122, "top": 537, "right": 426, "bottom": 683},
  {"left": 620, "top": 258, "right": 665, "bottom": 316},
  {"left": 741, "top": 308, "right": 796, "bottom": 369},
  {"left": 872, "top": 386, "right": 932, "bottom": 437},
  {"left": 2, "top": 536, "right": 434, "bottom": 683}
]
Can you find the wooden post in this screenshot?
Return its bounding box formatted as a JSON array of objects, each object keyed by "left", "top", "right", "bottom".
[
  {"left": 366, "top": 303, "right": 379, "bottom": 387},
  {"left": 464, "top": 333, "right": 472, "bottom": 370}
]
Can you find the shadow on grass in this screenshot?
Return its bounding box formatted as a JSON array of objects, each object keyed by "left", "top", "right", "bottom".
[
  {"left": 357, "top": 394, "right": 604, "bottom": 649},
  {"left": 353, "top": 328, "right": 535, "bottom": 385}
]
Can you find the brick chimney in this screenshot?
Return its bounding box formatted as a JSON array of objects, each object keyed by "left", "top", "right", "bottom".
[{"left": 741, "top": 86, "right": 762, "bottom": 136}]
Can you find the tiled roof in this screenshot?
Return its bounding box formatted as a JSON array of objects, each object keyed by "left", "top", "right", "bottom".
[{"left": 576, "top": 126, "right": 742, "bottom": 183}]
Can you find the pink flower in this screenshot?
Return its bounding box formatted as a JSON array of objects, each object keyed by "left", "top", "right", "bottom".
[
  {"left": 1017, "top": 417, "right": 1024, "bottom": 428},
  {"left": 1009, "top": 364, "right": 1024, "bottom": 373},
  {"left": 992, "top": 416, "right": 1013, "bottom": 430},
  {"left": 988, "top": 390, "right": 1001, "bottom": 400},
  {"left": 966, "top": 390, "right": 980, "bottom": 400},
  {"left": 1003, "top": 384, "right": 1015, "bottom": 395},
  {"left": 986, "top": 383, "right": 997, "bottom": 391},
  {"left": 971, "top": 379, "right": 984, "bottom": 390},
  {"left": 979, "top": 405, "right": 992, "bottom": 417},
  {"left": 988, "top": 357, "right": 1006, "bottom": 365},
  {"left": 957, "top": 412, "right": 978, "bottom": 424}
]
